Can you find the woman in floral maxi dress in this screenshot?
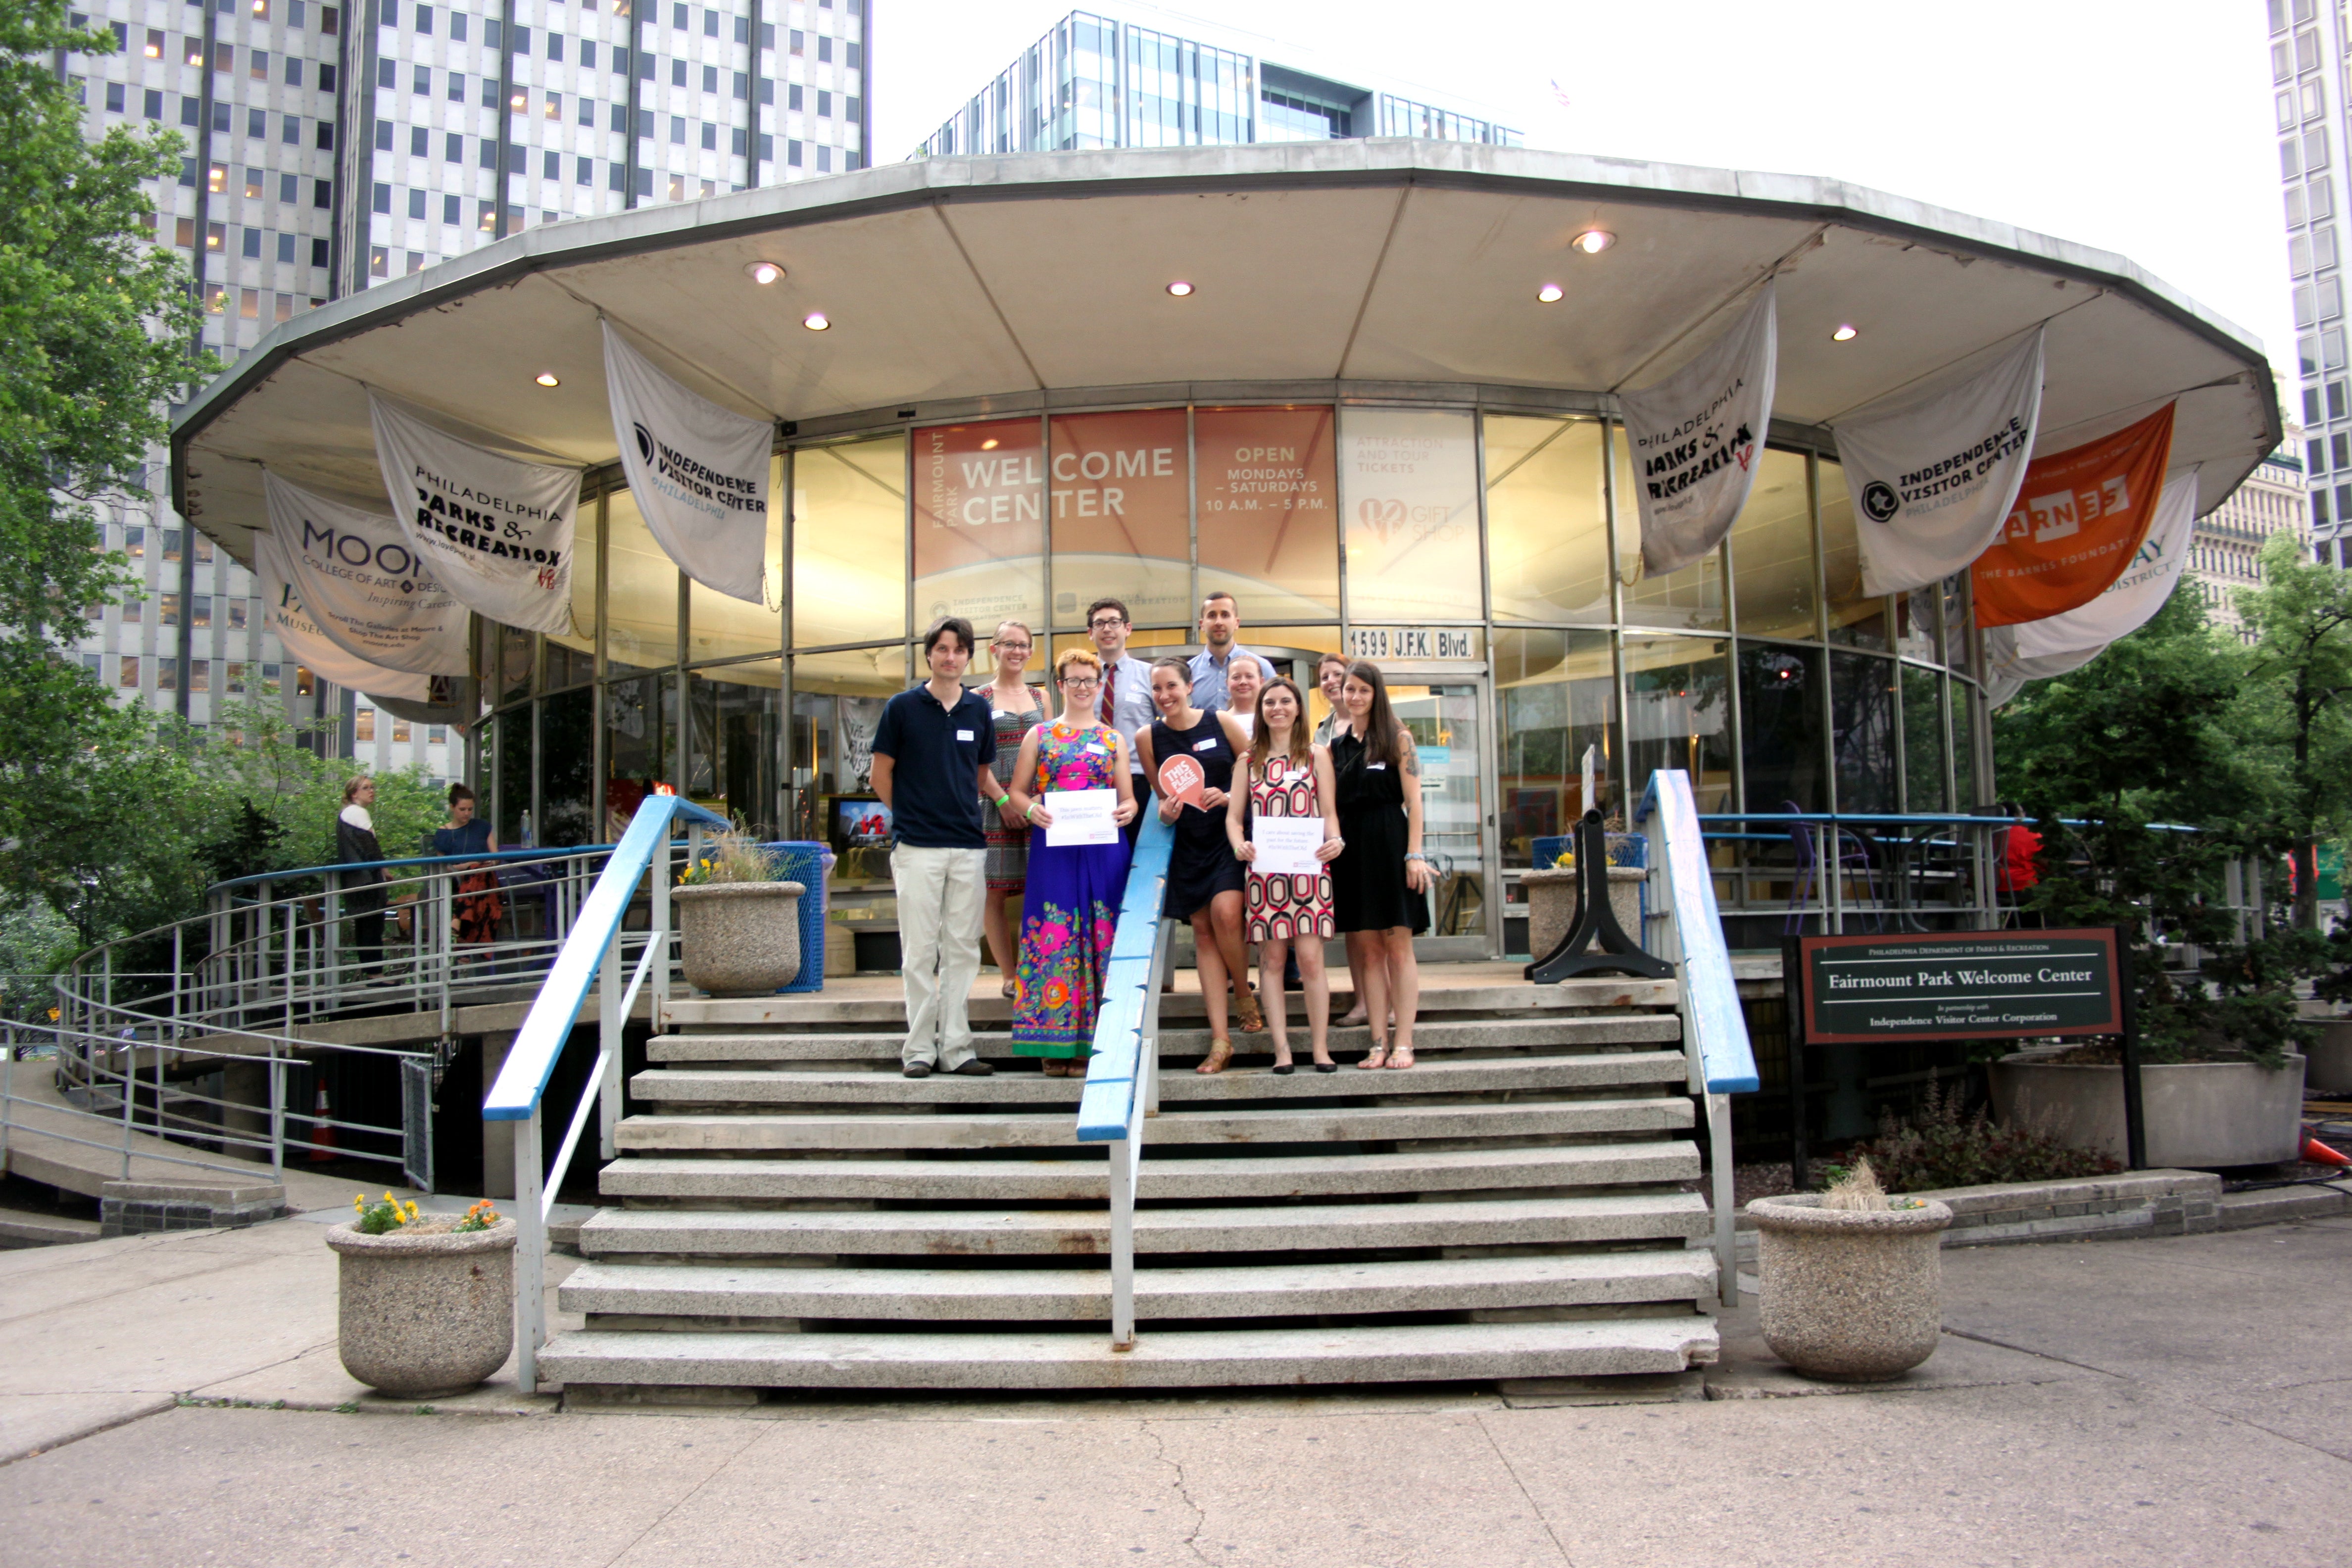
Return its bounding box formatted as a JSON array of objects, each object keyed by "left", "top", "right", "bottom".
[{"left": 1005, "top": 648, "right": 1139, "bottom": 1074}]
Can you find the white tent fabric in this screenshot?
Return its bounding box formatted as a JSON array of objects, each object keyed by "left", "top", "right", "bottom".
[
  {"left": 255, "top": 529, "right": 435, "bottom": 702},
  {"left": 1620, "top": 283, "right": 1777, "bottom": 579}
]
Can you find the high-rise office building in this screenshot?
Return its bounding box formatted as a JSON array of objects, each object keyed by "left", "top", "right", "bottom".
[
  {"left": 2184, "top": 440, "right": 2309, "bottom": 640},
  {"left": 60, "top": 0, "right": 868, "bottom": 776},
  {"left": 2269, "top": 0, "right": 2352, "bottom": 566},
  {"left": 921, "top": 7, "right": 1517, "bottom": 159}
]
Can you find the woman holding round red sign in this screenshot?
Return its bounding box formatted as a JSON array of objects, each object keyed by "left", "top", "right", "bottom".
[
  {"left": 1225, "top": 678, "right": 1342, "bottom": 1073},
  {"left": 1136, "top": 656, "right": 1262, "bottom": 1072}
]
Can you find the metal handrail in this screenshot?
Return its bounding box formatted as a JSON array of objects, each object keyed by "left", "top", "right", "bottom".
[
  {"left": 205, "top": 845, "right": 618, "bottom": 897},
  {"left": 483, "top": 792, "right": 731, "bottom": 1394},
  {"left": 1637, "top": 769, "right": 1757, "bottom": 1309},
  {"left": 1073, "top": 814, "right": 1178, "bottom": 1352}
]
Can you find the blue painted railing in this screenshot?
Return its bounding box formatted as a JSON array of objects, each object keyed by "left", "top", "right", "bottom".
[
  {"left": 1636, "top": 769, "right": 1756, "bottom": 1308},
  {"left": 483, "top": 792, "right": 731, "bottom": 1393},
  {"left": 1073, "top": 812, "right": 1177, "bottom": 1351}
]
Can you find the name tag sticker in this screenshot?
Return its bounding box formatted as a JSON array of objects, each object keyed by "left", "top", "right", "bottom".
[
  {"left": 1193, "top": 737, "right": 1218, "bottom": 752},
  {"left": 955, "top": 729, "right": 975, "bottom": 741},
  {"left": 1368, "top": 761, "right": 1387, "bottom": 771},
  {"left": 1086, "top": 743, "right": 1110, "bottom": 755}
]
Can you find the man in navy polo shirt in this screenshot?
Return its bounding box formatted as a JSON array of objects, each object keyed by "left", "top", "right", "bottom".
[{"left": 872, "top": 617, "right": 1005, "bottom": 1078}]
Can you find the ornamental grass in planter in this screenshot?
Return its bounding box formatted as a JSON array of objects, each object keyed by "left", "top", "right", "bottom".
[
  {"left": 1750, "top": 1160, "right": 1952, "bottom": 1382},
  {"left": 328, "top": 1196, "right": 515, "bottom": 1399},
  {"left": 675, "top": 828, "right": 806, "bottom": 997}
]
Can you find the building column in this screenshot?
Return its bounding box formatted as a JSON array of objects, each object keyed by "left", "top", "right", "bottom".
[{"left": 480, "top": 1029, "right": 517, "bottom": 1198}]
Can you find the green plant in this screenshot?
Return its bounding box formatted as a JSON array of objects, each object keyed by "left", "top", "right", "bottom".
[
  {"left": 452, "top": 1198, "right": 500, "bottom": 1232},
  {"left": 351, "top": 1190, "right": 420, "bottom": 1234},
  {"left": 1840, "top": 1081, "right": 2120, "bottom": 1194},
  {"left": 677, "top": 827, "right": 777, "bottom": 886}
]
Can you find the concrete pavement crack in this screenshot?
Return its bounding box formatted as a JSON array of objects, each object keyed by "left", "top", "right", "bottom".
[
  {"left": 595, "top": 1417, "right": 775, "bottom": 1568},
  {"left": 1139, "top": 1420, "right": 1213, "bottom": 1565},
  {"left": 1472, "top": 1412, "right": 1576, "bottom": 1566},
  {"left": 1938, "top": 1326, "right": 2129, "bottom": 1379}
]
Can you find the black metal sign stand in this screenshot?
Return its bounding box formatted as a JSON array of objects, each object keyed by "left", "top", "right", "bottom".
[
  {"left": 1525, "top": 809, "right": 1672, "bottom": 985},
  {"left": 1785, "top": 923, "right": 2146, "bottom": 1189}
]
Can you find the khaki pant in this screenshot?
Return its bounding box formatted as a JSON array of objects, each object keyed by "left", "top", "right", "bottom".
[{"left": 893, "top": 845, "right": 986, "bottom": 1069}]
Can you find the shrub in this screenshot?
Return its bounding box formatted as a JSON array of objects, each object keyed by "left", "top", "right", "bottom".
[{"left": 1833, "top": 1082, "right": 2119, "bottom": 1194}]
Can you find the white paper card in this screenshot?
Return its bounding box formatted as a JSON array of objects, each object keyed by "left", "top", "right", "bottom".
[
  {"left": 1253, "top": 816, "right": 1325, "bottom": 878},
  {"left": 1043, "top": 788, "right": 1119, "bottom": 846}
]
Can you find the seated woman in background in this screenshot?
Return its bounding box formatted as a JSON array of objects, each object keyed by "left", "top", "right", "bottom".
[
  {"left": 1328, "top": 661, "right": 1435, "bottom": 1069},
  {"left": 1226, "top": 678, "right": 1343, "bottom": 1073},
  {"left": 1005, "top": 647, "right": 1138, "bottom": 1076},
  {"left": 433, "top": 783, "right": 504, "bottom": 949}
]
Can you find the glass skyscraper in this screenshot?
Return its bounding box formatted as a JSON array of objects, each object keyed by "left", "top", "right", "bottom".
[
  {"left": 920, "top": 9, "right": 1518, "bottom": 158},
  {"left": 2270, "top": 0, "right": 2351, "bottom": 566}
]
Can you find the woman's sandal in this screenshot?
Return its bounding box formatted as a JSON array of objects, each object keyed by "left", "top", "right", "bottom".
[
  {"left": 1385, "top": 1044, "right": 1417, "bottom": 1070},
  {"left": 1001, "top": 979, "right": 1018, "bottom": 1001},
  {"left": 1041, "top": 1060, "right": 1072, "bottom": 1078},
  {"left": 1196, "top": 1038, "right": 1235, "bottom": 1075},
  {"left": 1357, "top": 1043, "right": 1391, "bottom": 1070},
  {"left": 1232, "top": 990, "right": 1267, "bottom": 1034}
]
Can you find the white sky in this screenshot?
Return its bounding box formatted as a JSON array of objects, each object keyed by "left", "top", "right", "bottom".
[{"left": 872, "top": 0, "right": 2295, "bottom": 410}]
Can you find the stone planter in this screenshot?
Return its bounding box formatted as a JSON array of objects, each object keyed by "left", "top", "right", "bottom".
[
  {"left": 1748, "top": 1194, "right": 1953, "bottom": 1381},
  {"left": 675, "top": 881, "right": 806, "bottom": 996},
  {"left": 2306, "top": 1021, "right": 2352, "bottom": 1096},
  {"left": 1990, "top": 1048, "right": 2308, "bottom": 1168},
  {"left": 327, "top": 1218, "right": 516, "bottom": 1399},
  {"left": 1521, "top": 866, "right": 1646, "bottom": 959}
]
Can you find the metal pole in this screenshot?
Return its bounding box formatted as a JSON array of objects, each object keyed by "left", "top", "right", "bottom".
[
  {"left": 1708, "top": 1092, "right": 1737, "bottom": 1307},
  {"left": 515, "top": 1100, "right": 546, "bottom": 1395},
  {"left": 119, "top": 1018, "right": 135, "bottom": 1179},
  {"left": 1109, "top": 1120, "right": 1136, "bottom": 1352},
  {"left": 598, "top": 917, "right": 622, "bottom": 1163},
  {"left": 269, "top": 1052, "right": 284, "bottom": 1179}
]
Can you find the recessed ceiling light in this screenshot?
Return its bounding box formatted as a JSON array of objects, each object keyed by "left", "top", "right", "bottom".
[
  {"left": 802, "top": 311, "right": 830, "bottom": 331},
  {"left": 744, "top": 261, "right": 784, "bottom": 285},
  {"left": 534, "top": 372, "right": 560, "bottom": 387},
  {"left": 1537, "top": 283, "right": 1564, "bottom": 303},
  {"left": 1572, "top": 229, "right": 1614, "bottom": 255},
  {"left": 1166, "top": 281, "right": 1194, "bottom": 297},
  {"left": 1832, "top": 324, "right": 1858, "bottom": 342}
]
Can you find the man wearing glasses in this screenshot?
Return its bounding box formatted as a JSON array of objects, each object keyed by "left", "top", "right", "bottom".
[{"left": 1087, "top": 598, "right": 1158, "bottom": 844}]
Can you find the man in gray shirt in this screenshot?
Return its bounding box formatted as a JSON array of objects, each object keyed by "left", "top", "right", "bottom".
[{"left": 1187, "top": 590, "right": 1277, "bottom": 714}]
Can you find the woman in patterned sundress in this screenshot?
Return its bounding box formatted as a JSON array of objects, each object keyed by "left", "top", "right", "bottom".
[
  {"left": 1004, "top": 648, "right": 1139, "bottom": 1075},
  {"left": 1224, "top": 678, "right": 1344, "bottom": 1073},
  {"left": 980, "top": 620, "right": 1046, "bottom": 999}
]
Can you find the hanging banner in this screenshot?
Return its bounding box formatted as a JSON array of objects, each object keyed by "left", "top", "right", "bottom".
[
  {"left": 1982, "top": 471, "right": 2200, "bottom": 705},
  {"left": 1972, "top": 403, "right": 2176, "bottom": 629},
  {"left": 367, "top": 392, "right": 581, "bottom": 636},
  {"left": 254, "top": 529, "right": 434, "bottom": 702},
  {"left": 1836, "top": 330, "right": 2044, "bottom": 598},
  {"left": 600, "top": 320, "right": 773, "bottom": 606},
  {"left": 260, "top": 472, "right": 470, "bottom": 676},
  {"left": 1621, "top": 282, "right": 1778, "bottom": 579}
]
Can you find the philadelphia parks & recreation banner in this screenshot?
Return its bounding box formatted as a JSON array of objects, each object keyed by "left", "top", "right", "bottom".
[
  {"left": 1619, "top": 282, "right": 1777, "bottom": 579},
  {"left": 261, "top": 471, "right": 470, "bottom": 676},
  {"left": 1833, "top": 329, "right": 2043, "bottom": 598},
  {"left": 1970, "top": 402, "right": 2176, "bottom": 629},
  {"left": 600, "top": 320, "right": 774, "bottom": 606},
  {"left": 367, "top": 391, "right": 581, "bottom": 637}
]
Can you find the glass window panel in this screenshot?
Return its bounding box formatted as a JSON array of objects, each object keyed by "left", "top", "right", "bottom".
[
  {"left": 542, "top": 487, "right": 598, "bottom": 668},
  {"left": 1195, "top": 405, "right": 1339, "bottom": 622},
  {"left": 1338, "top": 405, "right": 1481, "bottom": 622},
  {"left": 1941, "top": 573, "right": 1975, "bottom": 675},
  {"left": 498, "top": 623, "right": 533, "bottom": 703},
  {"left": 1820, "top": 459, "right": 1887, "bottom": 647},
  {"left": 1495, "top": 629, "right": 1618, "bottom": 867},
  {"left": 687, "top": 453, "right": 785, "bottom": 663},
  {"left": 1386, "top": 681, "right": 1486, "bottom": 936},
  {"left": 1616, "top": 424, "right": 1725, "bottom": 631},
  {"left": 604, "top": 488, "right": 677, "bottom": 675},
  {"left": 1728, "top": 449, "right": 1816, "bottom": 640},
  {"left": 795, "top": 435, "right": 909, "bottom": 648},
  {"left": 1739, "top": 642, "right": 1826, "bottom": 812},
  {"left": 1623, "top": 634, "right": 1733, "bottom": 812},
  {"left": 1895, "top": 584, "right": 1941, "bottom": 663},
  {"left": 1828, "top": 649, "right": 1897, "bottom": 816},
  {"left": 911, "top": 418, "right": 1042, "bottom": 636},
  {"left": 492, "top": 707, "right": 529, "bottom": 843},
  {"left": 1047, "top": 407, "right": 1189, "bottom": 630},
  {"left": 602, "top": 672, "right": 676, "bottom": 838},
  {"left": 1902, "top": 664, "right": 1948, "bottom": 814},
  {"left": 540, "top": 687, "right": 595, "bottom": 845},
  {"left": 1485, "top": 415, "right": 1610, "bottom": 624},
  {"left": 687, "top": 664, "right": 782, "bottom": 838},
  {"left": 789, "top": 649, "right": 906, "bottom": 876},
  {"left": 1951, "top": 681, "right": 1982, "bottom": 812}
]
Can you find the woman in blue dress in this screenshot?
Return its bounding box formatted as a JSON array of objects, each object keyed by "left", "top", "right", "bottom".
[
  {"left": 1004, "top": 648, "right": 1139, "bottom": 1074},
  {"left": 431, "top": 783, "right": 504, "bottom": 948}
]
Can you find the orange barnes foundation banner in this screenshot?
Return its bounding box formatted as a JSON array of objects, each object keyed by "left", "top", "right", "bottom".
[{"left": 1970, "top": 403, "right": 2176, "bottom": 629}]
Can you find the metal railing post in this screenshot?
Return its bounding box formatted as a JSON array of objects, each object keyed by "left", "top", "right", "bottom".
[
  {"left": 515, "top": 1100, "right": 546, "bottom": 1396},
  {"left": 118, "top": 1024, "right": 135, "bottom": 1179},
  {"left": 650, "top": 839, "right": 673, "bottom": 1037},
  {"left": 1708, "top": 1092, "right": 1737, "bottom": 1308},
  {"left": 598, "top": 920, "right": 623, "bottom": 1162},
  {"left": 268, "top": 1051, "right": 285, "bottom": 1179},
  {"left": 1109, "top": 1126, "right": 1137, "bottom": 1351}
]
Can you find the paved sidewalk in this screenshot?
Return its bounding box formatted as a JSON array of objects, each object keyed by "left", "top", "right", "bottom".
[{"left": 1, "top": 1214, "right": 2347, "bottom": 1566}]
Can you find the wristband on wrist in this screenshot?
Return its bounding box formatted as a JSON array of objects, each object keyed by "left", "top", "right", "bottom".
[
  {"left": 1024, "top": 802, "right": 1038, "bottom": 822},
  {"left": 994, "top": 793, "right": 1011, "bottom": 808}
]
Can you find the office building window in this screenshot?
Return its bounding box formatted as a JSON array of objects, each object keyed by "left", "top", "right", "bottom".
[{"left": 119, "top": 655, "right": 139, "bottom": 688}]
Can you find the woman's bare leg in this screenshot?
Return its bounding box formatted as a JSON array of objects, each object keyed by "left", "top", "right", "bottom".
[
  {"left": 1295, "top": 935, "right": 1331, "bottom": 1064},
  {"left": 1193, "top": 909, "right": 1231, "bottom": 1069},
  {"left": 1351, "top": 931, "right": 1391, "bottom": 1066},
  {"left": 983, "top": 887, "right": 1017, "bottom": 980},
  {"left": 1383, "top": 927, "right": 1421, "bottom": 1066}
]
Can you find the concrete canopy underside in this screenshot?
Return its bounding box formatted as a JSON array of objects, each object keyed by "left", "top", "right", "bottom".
[{"left": 173, "top": 140, "right": 2280, "bottom": 557}]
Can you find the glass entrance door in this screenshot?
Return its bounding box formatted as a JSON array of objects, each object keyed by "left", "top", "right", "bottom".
[{"left": 1384, "top": 682, "right": 1487, "bottom": 949}]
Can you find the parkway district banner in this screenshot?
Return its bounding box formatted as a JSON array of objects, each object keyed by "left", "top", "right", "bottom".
[
  {"left": 261, "top": 471, "right": 470, "bottom": 676},
  {"left": 600, "top": 320, "right": 774, "bottom": 606},
  {"left": 1619, "top": 282, "right": 1777, "bottom": 579},
  {"left": 367, "top": 392, "right": 581, "bottom": 637},
  {"left": 1833, "top": 329, "right": 2044, "bottom": 598}
]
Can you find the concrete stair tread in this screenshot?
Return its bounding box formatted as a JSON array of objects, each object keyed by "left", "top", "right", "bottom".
[
  {"left": 598, "top": 1142, "right": 1701, "bottom": 1202},
  {"left": 538, "top": 1316, "right": 1719, "bottom": 1390},
  {"left": 648, "top": 1015, "right": 1682, "bottom": 1061},
  {"left": 560, "top": 1249, "right": 1718, "bottom": 1319},
  {"left": 577, "top": 1190, "right": 1709, "bottom": 1255},
  {"left": 631, "top": 1051, "right": 1692, "bottom": 1104},
  {"left": 614, "top": 1095, "right": 1695, "bottom": 1151}
]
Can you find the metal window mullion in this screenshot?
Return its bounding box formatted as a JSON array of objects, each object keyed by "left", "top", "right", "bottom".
[
  {"left": 1039, "top": 409, "right": 1053, "bottom": 638},
  {"left": 1185, "top": 403, "right": 1199, "bottom": 626},
  {"left": 590, "top": 484, "right": 609, "bottom": 838},
  {"left": 1603, "top": 420, "right": 1633, "bottom": 814},
  {"left": 779, "top": 446, "right": 794, "bottom": 832}
]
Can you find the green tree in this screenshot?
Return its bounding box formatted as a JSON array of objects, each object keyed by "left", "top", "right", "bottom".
[{"left": 2235, "top": 529, "right": 2352, "bottom": 929}]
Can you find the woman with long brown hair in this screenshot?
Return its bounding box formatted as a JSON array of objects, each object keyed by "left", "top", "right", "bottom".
[
  {"left": 980, "top": 619, "right": 1047, "bottom": 999},
  {"left": 1328, "top": 661, "right": 1434, "bottom": 1068},
  {"left": 1225, "top": 678, "right": 1343, "bottom": 1072}
]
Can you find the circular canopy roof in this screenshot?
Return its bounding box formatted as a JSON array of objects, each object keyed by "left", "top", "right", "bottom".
[{"left": 175, "top": 140, "right": 2280, "bottom": 564}]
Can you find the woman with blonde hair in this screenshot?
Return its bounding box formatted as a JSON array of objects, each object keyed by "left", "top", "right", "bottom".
[
  {"left": 980, "top": 619, "right": 1047, "bottom": 999},
  {"left": 1005, "top": 646, "right": 1139, "bottom": 1074},
  {"left": 1225, "top": 678, "right": 1343, "bottom": 1072}
]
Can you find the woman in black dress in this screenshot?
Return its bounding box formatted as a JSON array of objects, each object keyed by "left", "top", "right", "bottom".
[
  {"left": 1329, "top": 661, "right": 1435, "bottom": 1069},
  {"left": 1134, "top": 656, "right": 1262, "bottom": 1072}
]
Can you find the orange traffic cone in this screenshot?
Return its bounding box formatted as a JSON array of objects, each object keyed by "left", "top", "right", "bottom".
[
  {"left": 307, "top": 1081, "right": 338, "bottom": 1162},
  {"left": 2302, "top": 1129, "right": 2351, "bottom": 1168}
]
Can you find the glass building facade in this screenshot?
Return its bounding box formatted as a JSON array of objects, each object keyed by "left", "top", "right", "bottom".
[
  {"left": 919, "top": 9, "right": 1518, "bottom": 158},
  {"left": 475, "top": 387, "right": 1991, "bottom": 955}
]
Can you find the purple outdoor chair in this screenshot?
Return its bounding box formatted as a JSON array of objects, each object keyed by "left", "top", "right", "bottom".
[{"left": 1783, "top": 800, "right": 1879, "bottom": 934}]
